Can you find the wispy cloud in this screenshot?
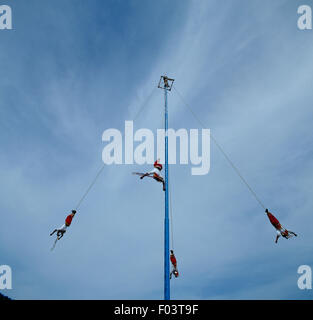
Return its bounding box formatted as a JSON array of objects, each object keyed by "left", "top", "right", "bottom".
[{"left": 1, "top": 0, "right": 313, "bottom": 299}]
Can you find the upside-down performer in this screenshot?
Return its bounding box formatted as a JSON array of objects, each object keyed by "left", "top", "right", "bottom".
[
  {"left": 265, "top": 209, "right": 297, "bottom": 243},
  {"left": 140, "top": 159, "right": 165, "bottom": 191},
  {"left": 170, "top": 250, "right": 179, "bottom": 279},
  {"left": 50, "top": 210, "right": 77, "bottom": 240}
]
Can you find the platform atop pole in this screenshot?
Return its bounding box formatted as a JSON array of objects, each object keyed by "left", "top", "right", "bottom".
[{"left": 158, "top": 75, "right": 175, "bottom": 91}]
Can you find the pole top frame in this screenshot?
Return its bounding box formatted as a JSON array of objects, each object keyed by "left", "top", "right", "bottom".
[{"left": 158, "top": 75, "right": 175, "bottom": 91}]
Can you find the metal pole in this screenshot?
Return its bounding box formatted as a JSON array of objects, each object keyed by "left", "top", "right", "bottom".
[{"left": 164, "top": 87, "right": 170, "bottom": 300}]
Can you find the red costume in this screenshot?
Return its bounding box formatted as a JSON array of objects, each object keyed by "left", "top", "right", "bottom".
[
  {"left": 266, "top": 211, "right": 281, "bottom": 230},
  {"left": 65, "top": 214, "right": 74, "bottom": 227},
  {"left": 170, "top": 253, "right": 177, "bottom": 269}
]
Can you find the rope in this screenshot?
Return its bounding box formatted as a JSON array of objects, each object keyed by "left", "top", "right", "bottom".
[
  {"left": 132, "top": 86, "right": 158, "bottom": 121},
  {"left": 50, "top": 238, "right": 58, "bottom": 251},
  {"left": 173, "top": 85, "right": 266, "bottom": 210},
  {"left": 73, "top": 86, "right": 158, "bottom": 211},
  {"left": 74, "top": 165, "right": 106, "bottom": 210},
  {"left": 168, "top": 172, "right": 175, "bottom": 251}
]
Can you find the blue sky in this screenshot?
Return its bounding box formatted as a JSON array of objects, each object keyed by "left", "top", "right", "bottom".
[{"left": 1, "top": 0, "right": 313, "bottom": 299}]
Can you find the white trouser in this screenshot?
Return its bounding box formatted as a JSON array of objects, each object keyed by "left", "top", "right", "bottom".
[
  {"left": 149, "top": 168, "right": 162, "bottom": 178},
  {"left": 58, "top": 224, "right": 67, "bottom": 232}
]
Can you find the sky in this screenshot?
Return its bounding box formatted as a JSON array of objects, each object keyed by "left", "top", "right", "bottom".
[{"left": 1, "top": 0, "right": 313, "bottom": 300}]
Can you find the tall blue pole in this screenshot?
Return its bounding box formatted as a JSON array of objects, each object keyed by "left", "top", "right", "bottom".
[{"left": 164, "top": 87, "right": 170, "bottom": 300}]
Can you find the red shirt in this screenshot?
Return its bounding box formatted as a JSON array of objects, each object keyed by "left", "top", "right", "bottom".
[
  {"left": 267, "top": 212, "right": 281, "bottom": 230},
  {"left": 170, "top": 254, "right": 177, "bottom": 268},
  {"left": 65, "top": 214, "right": 74, "bottom": 227}
]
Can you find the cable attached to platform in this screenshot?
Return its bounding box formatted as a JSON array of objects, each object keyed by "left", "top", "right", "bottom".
[
  {"left": 173, "top": 85, "right": 266, "bottom": 210},
  {"left": 74, "top": 86, "right": 158, "bottom": 210}
]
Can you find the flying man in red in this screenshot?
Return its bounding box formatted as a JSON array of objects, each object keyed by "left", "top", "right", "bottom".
[
  {"left": 50, "top": 210, "right": 77, "bottom": 240},
  {"left": 265, "top": 209, "right": 297, "bottom": 243},
  {"left": 170, "top": 250, "right": 179, "bottom": 279},
  {"left": 140, "top": 159, "right": 166, "bottom": 191}
]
